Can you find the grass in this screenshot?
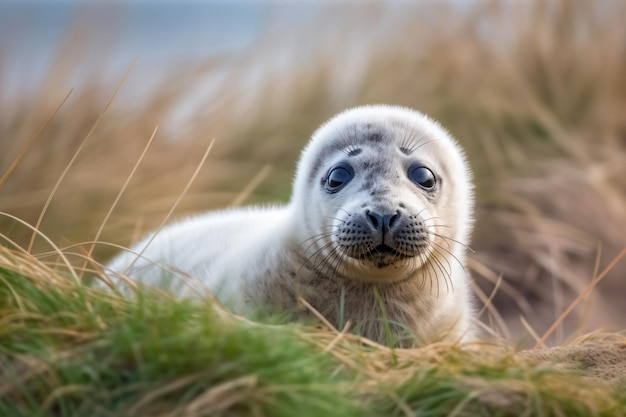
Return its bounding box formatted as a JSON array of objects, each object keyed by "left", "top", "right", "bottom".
[
  {"left": 1, "top": 0, "right": 626, "bottom": 414},
  {"left": 0, "top": 262, "right": 357, "bottom": 417},
  {"left": 1, "top": 247, "right": 625, "bottom": 417}
]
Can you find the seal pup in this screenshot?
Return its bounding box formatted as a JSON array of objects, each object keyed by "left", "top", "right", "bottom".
[{"left": 106, "top": 105, "right": 475, "bottom": 346}]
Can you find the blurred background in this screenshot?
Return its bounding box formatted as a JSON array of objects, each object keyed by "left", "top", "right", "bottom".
[{"left": 1, "top": 0, "right": 625, "bottom": 347}]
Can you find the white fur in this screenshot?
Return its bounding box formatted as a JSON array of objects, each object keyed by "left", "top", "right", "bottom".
[
  {"left": 106, "top": 206, "right": 294, "bottom": 311},
  {"left": 106, "top": 105, "right": 475, "bottom": 343}
]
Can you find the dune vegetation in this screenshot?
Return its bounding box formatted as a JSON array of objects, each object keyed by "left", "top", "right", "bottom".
[{"left": 1, "top": 0, "right": 625, "bottom": 415}]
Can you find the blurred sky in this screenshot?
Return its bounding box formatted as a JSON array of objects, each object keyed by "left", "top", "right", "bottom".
[
  {"left": 0, "top": 0, "right": 505, "bottom": 112},
  {"left": 1, "top": 2, "right": 277, "bottom": 97},
  {"left": 0, "top": 2, "right": 265, "bottom": 60},
  {"left": 1, "top": 0, "right": 430, "bottom": 130},
  {"left": 0, "top": 1, "right": 434, "bottom": 86}
]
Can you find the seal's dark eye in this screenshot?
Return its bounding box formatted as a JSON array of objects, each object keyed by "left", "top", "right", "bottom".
[
  {"left": 408, "top": 163, "right": 437, "bottom": 190},
  {"left": 324, "top": 162, "right": 354, "bottom": 193}
]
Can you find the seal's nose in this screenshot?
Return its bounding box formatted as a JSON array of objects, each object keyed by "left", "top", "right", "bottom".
[{"left": 365, "top": 210, "right": 400, "bottom": 232}]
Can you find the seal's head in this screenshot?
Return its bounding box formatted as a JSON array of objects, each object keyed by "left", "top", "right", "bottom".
[{"left": 291, "top": 105, "right": 473, "bottom": 284}]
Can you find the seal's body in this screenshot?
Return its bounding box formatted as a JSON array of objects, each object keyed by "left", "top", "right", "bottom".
[{"left": 107, "top": 105, "right": 475, "bottom": 346}]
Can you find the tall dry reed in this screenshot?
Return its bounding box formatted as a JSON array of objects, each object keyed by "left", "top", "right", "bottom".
[{"left": 1, "top": 0, "right": 625, "bottom": 345}]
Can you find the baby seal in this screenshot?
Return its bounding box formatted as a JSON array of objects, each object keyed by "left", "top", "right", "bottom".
[{"left": 107, "top": 105, "right": 475, "bottom": 346}]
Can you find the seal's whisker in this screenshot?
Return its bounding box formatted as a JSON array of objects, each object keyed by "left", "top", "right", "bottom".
[
  {"left": 428, "top": 248, "right": 454, "bottom": 294},
  {"left": 301, "top": 232, "right": 334, "bottom": 255},
  {"left": 415, "top": 246, "right": 432, "bottom": 291},
  {"left": 300, "top": 228, "right": 334, "bottom": 244},
  {"left": 305, "top": 239, "right": 335, "bottom": 271},
  {"left": 427, "top": 237, "right": 467, "bottom": 273},
  {"left": 427, "top": 241, "right": 453, "bottom": 275},
  {"left": 425, "top": 229, "right": 473, "bottom": 252}
]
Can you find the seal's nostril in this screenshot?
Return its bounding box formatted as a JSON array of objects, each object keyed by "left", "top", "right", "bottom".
[
  {"left": 384, "top": 212, "right": 400, "bottom": 229},
  {"left": 366, "top": 210, "right": 400, "bottom": 231},
  {"left": 365, "top": 210, "right": 383, "bottom": 230}
]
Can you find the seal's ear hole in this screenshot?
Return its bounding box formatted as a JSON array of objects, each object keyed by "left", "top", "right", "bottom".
[
  {"left": 408, "top": 163, "right": 437, "bottom": 190},
  {"left": 324, "top": 162, "right": 354, "bottom": 193}
]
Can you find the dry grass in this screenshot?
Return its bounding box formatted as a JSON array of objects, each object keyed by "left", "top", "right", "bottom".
[
  {"left": 0, "top": 0, "right": 625, "bottom": 380},
  {"left": 1, "top": 245, "right": 625, "bottom": 416}
]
